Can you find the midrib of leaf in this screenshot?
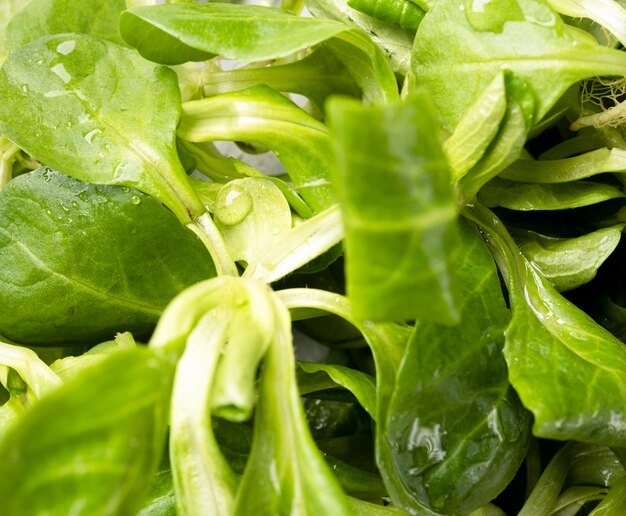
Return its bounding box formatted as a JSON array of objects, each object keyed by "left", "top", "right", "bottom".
[
  {"left": 69, "top": 85, "right": 199, "bottom": 221},
  {"left": 1, "top": 229, "right": 163, "bottom": 318}
]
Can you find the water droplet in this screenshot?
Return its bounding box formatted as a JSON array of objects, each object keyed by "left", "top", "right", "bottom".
[
  {"left": 71, "top": 202, "right": 79, "bottom": 209},
  {"left": 18, "top": 84, "right": 29, "bottom": 94},
  {"left": 78, "top": 114, "right": 90, "bottom": 124},
  {"left": 121, "top": 186, "right": 130, "bottom": 193},
  {"left": 83, "top": 128, "right": 102, "bottom": 144},
  {"left": 214, "top": 183, "right": 253, "bottom": 226},
  {"left": 56, "top": 40, "right": 76, "bottom": 56},
  {"left": 131, "top": 195, "right": 141, "bottom": 205},
  {"left": 50, "top": 63, "right": 72, "bottom": 84}
]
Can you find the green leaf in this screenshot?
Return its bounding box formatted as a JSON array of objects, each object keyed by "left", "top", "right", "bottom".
[
  {"left": 138, "top": 456, "right": 176, "bottom": 516},
  {"left": 6, "top": 0, "right": 127, "bottom": 51},
  {"left": 412, "top": 0, "right": 626, "bottom": 132},
  {"left": 0, "top": 0, "right": 29, "bottom": 62},
  {"left": 233, "top": 292, "right": 352, "bottom": 515},
  {"left": 0, "top": 33, "right": 204, "bottom": 223},
  {"left": 120, "top": 3, "right": 398, "bottom": 104},
  {"left": 470, "top": 205, "right": 626, "bottom": 447},
  {"left": 500, "top": 148, "right": 626, "bottom": 183},
  {"left": 513, "top": 226, "right": 623, "bottom": 291},
  {"left": 178, "top": 85, "right": 335, "bottom": 213},
  {"left": 305, "top": 0, "right": 414, "bottom": 76},
  {"left": 0, "top": 168, "right": 214, "bottom": 346},
  {"left": 478, "top": 178, "right": 625, "bottom": 210},
  {"left": 383, "top": 220, "right": 531, "bottom": 514},
  {"left": 0, "top": 346, "right": 174, "bottom": 515},
  {"left": 443, "top": 72, "right": 507, "bottom": 182},
  {"left": 328, "top": 93, "right": 460, "bottom": 323},
  {"left": 120, "top": 3, "right": 348, "bottom": 65},
  {"left": 214, "top": 178, "right": 293, "bottom": 267},
  {"left": 297, "top": 361, "right": 377, "bottom": 420}
]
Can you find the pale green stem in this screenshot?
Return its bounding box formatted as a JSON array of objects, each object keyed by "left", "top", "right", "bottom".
[
  {"left": 188, "top": 212, "right": 239, "bottom": 277},
  {"left": 243, "top": 204, "right": 343, "bottom": 283}
]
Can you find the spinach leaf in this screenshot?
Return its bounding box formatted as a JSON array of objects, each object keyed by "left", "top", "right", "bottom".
[
  {"left": 5, "top": 0, "right": 127, "bottom": 51},
  {"left": 328, "top": 93, "right": 460, "bottom": 323},
  {"left": 0, "top": 346, "right": 174, "bottom": 515},
  {"left": 0, "top": 168, "right": 214, "bottom": 346},
  {"left": 0, "top": 33, "right": 205, "bottom": 223},
  {"left": 478, "top": 178, "right": 625, "bottom": 210},
  {"left": 383, "top": 220, "right": 531, "bottom": 514},
  {"left": 412, "top": 0, "right": 626, "bottom": 132},
  {"left": 471, "top": 205, "right": 626, "bottom": 447},
  {"left": 513, "top": 226, "right": 624, "bottom": 291}
]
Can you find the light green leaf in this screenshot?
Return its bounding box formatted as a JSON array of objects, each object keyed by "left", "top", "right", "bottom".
[
  {"left": 478, "top": 178, "right": 625, "bottom": 210},
  {"left": 6, "top": 0, "right": 127, "bottom": 51},
  {"left": 0, "top": 346, "right": 174, "bottom": 515},
  {"left": 297, "top": 361, "right": 377, "bottom": 420},
  {"left": 383, "top": 220, "right": 531, "bottom": 514},
  {"left": 328, "top": 93, "right": 460, "bottom": 323},
  {"left": 514, "top": 226, "right": 623, "bottom": 291},
  {"left": 214, "top": 178, "right": 292, "bottom": 267},
  {"left": 0, "top": 33, "right": 204, "bottom": 223},
  {"left": 500, "top": 148, "right": 626, "bottom": 183},
  {"left": 0, "top": 168, "right": 214, "bottom": 347},
  {"left": 178, "top": 85, "right": 335, "bottom": 213},
  {"left": 412, "top": 0, "right": 626, "bottom": 132},
  {"left": 120, "top": 3, "right": 398, "bottom": 104},
  {"left": 0, "top": 0, "right": 30, "bottom": 62}
]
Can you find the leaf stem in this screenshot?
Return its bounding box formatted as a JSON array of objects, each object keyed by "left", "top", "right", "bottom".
[
  {"left": 188, "top": 212, "right": 238, "bottom": 277},
  {"left": 242, "top": 204, "right": 343, "bottom": 283}
]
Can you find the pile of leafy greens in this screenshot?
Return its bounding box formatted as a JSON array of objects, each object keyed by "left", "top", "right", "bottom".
[{"left": 1, "top": 0, "right": 626, "bottom": 514}]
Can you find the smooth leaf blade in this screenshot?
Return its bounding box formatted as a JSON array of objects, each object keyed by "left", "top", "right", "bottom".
[
  {"left": 0, "top": 33, "right": 204, "bottom": 222},
  {"left": 383, "top": 220, "right": 531, "bottom": 514},
  {"left": 412, "top": 0, "right": 626, "bottom": 132},
  {"left": 120, "top": 3, "right": 347, "bottom": 65},
  {"left": 6, "top": 0, "right": 127, "bottom": 50},
  {"left": 0, "top": 346, "right": 174, "bottom": 515},
  {"left": 0, "top": 168, "right": 215, "bottom": 346},
  {"left": 328, "top": 93, "right": 460, "bottom": 323}
]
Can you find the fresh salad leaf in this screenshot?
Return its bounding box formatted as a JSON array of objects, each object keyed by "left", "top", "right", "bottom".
[{"left": 0, "top": 168, "right": 214, "bottom": 346}]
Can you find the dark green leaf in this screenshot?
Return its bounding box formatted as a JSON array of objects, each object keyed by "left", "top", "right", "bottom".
[
  {"left": 0, "top": 33, "right": 204, "bottom": 223},
  {"left": 0, "top": 168, "right": 214, "bottom": 346},
  {"left": 0, "top": 346, "right": 174, "bottom": 515},
  {"left": 328, "top": 93, "right": 460, "bottom": 323},
  {"left": 6, "top": 0, "right": 127, "bottom": 50},
  {"left": 471, "top": 205, "right": 626, "bottom": 447},
  {"left": 383, "top": 220, "right": 531, "bottom": 514}
]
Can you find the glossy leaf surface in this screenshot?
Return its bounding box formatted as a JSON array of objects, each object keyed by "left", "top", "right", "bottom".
[
  {"left": 0, "top": 168, "right": 214, "bottom": 346},
  {"left": 0, "top": 33, "right": 204, "bottom": 222},
  {"left": 514, "top": 226, "right": 623, "bottom": 291},
  {"left": 384, "top": 220, "right": 531, "bottom": 514},
  {"left": 471, "top": 206, "right": 626, "bottom": 447},
  {"left": 328, "top": 93, "right": 460, "bottom": 323}
]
